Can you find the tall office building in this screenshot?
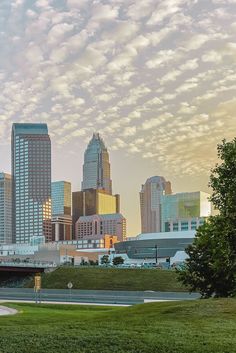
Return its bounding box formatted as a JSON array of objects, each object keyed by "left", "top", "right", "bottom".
[
  {"left": 140, "top": 176, "right": 172, "bottom": 233},
  {"left": 52, "top": 181, "right": 72, "bottom": 241},
  {"left": 0, "top": 173, "right": 12, "bottom": 244},
  {"left": 81, "top": 133, "right": 112, "bottom": 194},
  {"left": 161, "top": 191, "right": 211, "bottom": 232},
  {"left": 12, "top": 123, "right": 51, "bottom": 244},
  {"left": 72, "top": 189, "right": 120, "bottom": 239},
  {"left": 73, "top": 133, "right": 125, "bottom": 241}
]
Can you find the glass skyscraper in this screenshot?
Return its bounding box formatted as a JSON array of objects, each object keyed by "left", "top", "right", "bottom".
[
  {"left": 81, "top": 133, "right": 112, "bottom": 194},
  {"left": 12, "top": 123, "right": 51, "bottom": 244},
  {"left": 52, "top": 181, "right": 71, "bottom": 216},
  {"left": 52, "top": 181, "right": 72, "bottom": 241},
  {"left": 0, "top": 173, "right": 12, "bottom": 244}
]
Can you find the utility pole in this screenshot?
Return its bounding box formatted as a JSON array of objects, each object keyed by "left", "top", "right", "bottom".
[{"left": 155, "top": 245, "right": 158, "bottom": 265}]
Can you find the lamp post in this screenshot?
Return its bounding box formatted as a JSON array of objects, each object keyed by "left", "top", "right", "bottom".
[{"left": 155, "top": 245, "right": 158, "bottom": 265}]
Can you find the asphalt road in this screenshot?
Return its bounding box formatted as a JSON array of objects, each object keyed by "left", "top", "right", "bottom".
[{"left": 0, "top": 288, "right": 200, "bottom": 305}]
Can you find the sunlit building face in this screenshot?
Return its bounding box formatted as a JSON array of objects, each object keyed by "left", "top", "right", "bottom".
[{"left": 12, "top": 123, "right": 51, "bottom": 244}]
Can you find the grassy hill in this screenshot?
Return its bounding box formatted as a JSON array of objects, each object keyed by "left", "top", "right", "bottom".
[
  {"left": 25, "top": 266, "right": 187, "bottom": 292},
  {"left": 1, "top": 299, "right": 236, "bottom": 353}
]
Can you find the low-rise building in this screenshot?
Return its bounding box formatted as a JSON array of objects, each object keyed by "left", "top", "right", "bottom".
[
  {"left": 161, "top": 191, "right": 211, "bottom": 232},
  {"left": 75, "top": 213, "right": 126, "bottom": 241},
  {"left": 112, "top": 231, "right": 196, "bottom": 266}
]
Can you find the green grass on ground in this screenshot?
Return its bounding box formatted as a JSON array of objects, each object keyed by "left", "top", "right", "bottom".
[
  {"left": 1, "top": 299, "right": 236, "bottom": 353},
  {"left": 25, "top": 267, "right": 186, "bottom": 291}
]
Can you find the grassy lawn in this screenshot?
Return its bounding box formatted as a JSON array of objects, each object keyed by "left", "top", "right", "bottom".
[
  {"left": 0, "top": 299, "right": 236, "bottom": 353},
  {"left": 25, "top": 267, "right": 186, "bottom": 291}
]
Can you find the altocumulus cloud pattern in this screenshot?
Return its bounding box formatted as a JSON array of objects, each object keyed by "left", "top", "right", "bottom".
[{"left": 0, "top": 0, "right": 236, "bottom": 176}]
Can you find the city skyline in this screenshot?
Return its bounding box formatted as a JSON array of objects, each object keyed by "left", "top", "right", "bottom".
[{"left": 0, "top": 0, "right": 235, "bottom": 236}]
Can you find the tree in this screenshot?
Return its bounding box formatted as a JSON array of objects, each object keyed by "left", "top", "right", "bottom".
[
  {"left": 178, "top": 138, "right": 236, "bottom": 298},
  {"left": 89, "top": 260, "right": 98, "bottom": 266},
  {"left": 113, "top": 256, "right": 124, "bottom": 266},
  {"left": 100, "top": 255, "right": 110, "bottom": 265}
]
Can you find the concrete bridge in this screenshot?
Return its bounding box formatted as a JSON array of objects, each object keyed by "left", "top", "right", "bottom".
[{"left": 0, "top": 260, "right": 57, "bottom": 273}]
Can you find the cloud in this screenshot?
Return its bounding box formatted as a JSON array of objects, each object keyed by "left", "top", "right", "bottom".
[
  {"left": 66, "top": 0, "right": 89, "bottom": 9},
  {"left": 0, "top": 0, "right": 235, "bottom": 184},
  {"left": 184, "top": 34, "right": 209, "bottom": 51},
  {"left": 102, "top": 21, "right": 139, "bottom": 43},
  {"left": 160, "top": 70, "right": 181, "bottom": 84},
  {"left": 142, "top": 113, "right": 173, "bottom": 130},
  {"left": 180, "top": 58, "right": 199, "bottom": 71},
  {"left": 122, "top": 126, "right": 137, "bottom": 137},
  {"left": 147, "top": 1, "right": 182, "bottom": 26},
  {"left": 146, "top": 50, "right": 176, "bottom": 68},
  {"left": 201, "top": 50, "right": 223, "bottom": 63},
  {"left": 91, "top": 4, "right": 119, "bottom": 21}
]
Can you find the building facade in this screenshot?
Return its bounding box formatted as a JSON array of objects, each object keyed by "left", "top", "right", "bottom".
[
  {"left": 0, "top": 173, "right": 12, "bottom": 244},
  {"left": 140, "top": 176, "right": 172, "bottom": 233},
  {"left": 114, "top": 231, "right": 195, "bottom": 265},
  {"left": 164, "top": 218, "right": 206, "bottom": 232},
  {"left": 161, "top": 191, "right": 211, "bottom": 232},
  {"left": 72, "top": 188, "right": 120, "bottom": 237},
  {"left": 75, "top": 213, "right": 126, "bottom": 242},
  {"left": 12, "top": 123, "right": 51, "bottom": 244},
  {"left": 52, "top": 181, "right": 72, "bottom": 241},
  {"left": 81, "top": 133, "right": 112, "bottom": 194}
]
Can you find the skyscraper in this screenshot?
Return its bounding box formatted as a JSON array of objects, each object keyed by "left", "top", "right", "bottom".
[
  {"left": 12, "top": 123, "right": 51, "bottom": 244},
  {"left": 73, "top": 133, "right": 125, "bottom": 241},
  {"left": 0, "top": 173, "right": 12, "bottom": 244},
  {"left": 140, "top": 176, "right": 172, "bottom": 233},
  {"left": 81, "top": 133, "right": 112, "bottom": 194},
  {"left": 52, "top": 181, "right": 72, "bottom": 241}
]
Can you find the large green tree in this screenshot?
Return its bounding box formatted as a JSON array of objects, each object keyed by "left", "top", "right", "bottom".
[{"left": 179, "top": 138, "right": 236, "bottom": 298}]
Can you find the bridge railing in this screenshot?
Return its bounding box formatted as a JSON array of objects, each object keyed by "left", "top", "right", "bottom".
[{"left": 0, "top": 260, "right": 57, "bottom": 268}]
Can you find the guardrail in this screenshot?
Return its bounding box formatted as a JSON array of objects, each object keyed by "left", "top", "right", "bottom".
[{"left": 0, "top": 261, "right": 57, "bottom": 268}]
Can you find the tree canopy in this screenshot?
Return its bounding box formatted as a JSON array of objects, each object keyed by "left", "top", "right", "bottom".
[
  {"left": 179, "top": 138, "right": 236, "bottom": 297},
  {"left": 113, "top": 256, "right": 124, "bottom": 266}
]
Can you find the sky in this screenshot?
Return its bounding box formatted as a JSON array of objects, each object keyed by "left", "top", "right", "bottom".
[{"left": 0, "top": 0, "right": 236, "bottom": 236}]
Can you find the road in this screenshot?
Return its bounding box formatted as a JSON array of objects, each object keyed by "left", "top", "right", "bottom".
[{"left": 0, "top": 288, "right": 200, "bottom": 305}]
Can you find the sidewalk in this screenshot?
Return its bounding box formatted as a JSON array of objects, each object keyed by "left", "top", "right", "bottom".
[{"left": 0, "top": 305, "right": 18, "bottom": 316}]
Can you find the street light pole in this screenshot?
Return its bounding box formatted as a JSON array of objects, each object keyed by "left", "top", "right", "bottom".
[{"left": 155, "top": 245, "right": 158, "bottom": 265}]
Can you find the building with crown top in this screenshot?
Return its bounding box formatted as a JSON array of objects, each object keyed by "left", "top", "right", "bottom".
[
  {"left": 73, "top": 133, "right": 126, "bottom": 241},
  {"left": 81, "top": 133, "right": 112, "bottom": 194}
]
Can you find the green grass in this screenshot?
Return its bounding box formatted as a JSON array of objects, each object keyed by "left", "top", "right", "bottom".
[
  {"left": 25, "top": 267, "right": 186, "bottom": 291},
  {"left": 1, "top": 299, "right": 236, "bottom": 353}
]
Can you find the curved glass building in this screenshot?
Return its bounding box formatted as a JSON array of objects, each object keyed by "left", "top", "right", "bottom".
[{"left": 81, "top": 133, "right": 112, "bottom": 194}]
